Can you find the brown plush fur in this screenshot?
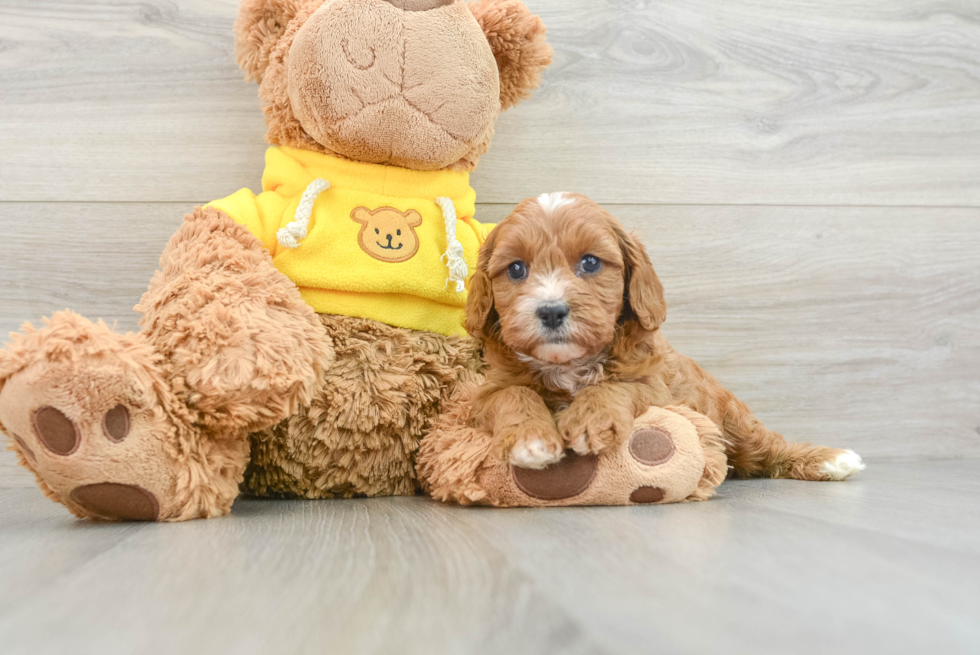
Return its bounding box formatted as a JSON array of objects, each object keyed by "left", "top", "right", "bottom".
[
  {"left": 461, "top": 194, "right": 861, "bottom": 481},
  {"left": 0, "top": 207, "right": 336, "bottom": 520},
  {"left": 468, "top": 0, "right": 551, "bottom": 111},
  {"left": 0, "top": 0, "right": 550, "bottom": 520},
  {"left": 138, "top": 206, "right": 334, "bottom": 436},
  {"left": 239, "top": 0, "right": 552, "bottom": 171}
]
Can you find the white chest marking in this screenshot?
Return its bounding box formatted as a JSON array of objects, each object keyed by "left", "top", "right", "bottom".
[{"left": 516, "top": 351, "right": 608, "bottom": 396}]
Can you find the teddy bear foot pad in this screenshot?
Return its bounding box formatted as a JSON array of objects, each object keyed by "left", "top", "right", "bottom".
[
  {"left": 0, "top": 312, "right": 211, "bottom": 521},
  {"left": 478, "top": 406, "right": 720, "bottom": 507}
]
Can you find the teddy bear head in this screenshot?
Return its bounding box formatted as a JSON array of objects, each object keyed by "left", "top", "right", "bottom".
[{"left": 235, "top": 0, "right": 552, "bottom": 171}]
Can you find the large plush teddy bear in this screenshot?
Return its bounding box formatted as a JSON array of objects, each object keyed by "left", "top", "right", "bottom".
[{"left": 0, "top": 0, "right": 552, "bottom": 521}]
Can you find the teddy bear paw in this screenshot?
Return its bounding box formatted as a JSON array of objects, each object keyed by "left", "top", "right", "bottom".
[
  {"left": 0, "top": 314, "right": 196, "bottom": 521},
  {"left": 479, "top": 406, "right": 720, "bottom": 507},
  {"left": 0, "top": 360, "right": 183, "bottom": 521}
]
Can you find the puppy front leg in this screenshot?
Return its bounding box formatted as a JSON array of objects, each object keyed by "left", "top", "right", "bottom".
[
  {"left": 557, "top": 382, "right": 660, "bottom": 455},
  {"left": 470, "top": 385, "right": 564, "bottom": 469}
]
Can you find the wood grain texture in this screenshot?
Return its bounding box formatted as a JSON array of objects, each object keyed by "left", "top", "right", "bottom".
[
  {"left": 1, "top": 202, "right": 977, "bottom": 482},
  {"left": 1, "top": 461, "right": 978, "bottom": 655},
  {"left": 0, "top": 453, "right": 32, "bottom": 488},
  {"left": 1, "top": 0, "right": 979, "bottom": 204}
]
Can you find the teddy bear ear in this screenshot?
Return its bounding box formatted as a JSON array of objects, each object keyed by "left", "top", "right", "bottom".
[
  {"left": 351, "top": 207, "right": 371, "bottom": 224},
  {"left": 405, "top": 210, "right": 423, "bottom": 228},
  {"left": 468, "top": 0, "right": 553, "bottom": 111},
  {"left": 234, "top": 0, "right": 306, "bottom": 83}
]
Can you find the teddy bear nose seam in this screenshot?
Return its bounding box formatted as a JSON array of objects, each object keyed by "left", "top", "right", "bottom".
[{"left": 380, "top": 0, "right": 455, "bottom": 11}]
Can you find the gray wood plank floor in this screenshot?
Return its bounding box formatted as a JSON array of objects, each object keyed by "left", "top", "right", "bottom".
[
  {"left": 1, "top": 1, "right": 979, "bottom": 651},
  {"left": 1, "top": 461, "right": 978, "bottom": 655}
]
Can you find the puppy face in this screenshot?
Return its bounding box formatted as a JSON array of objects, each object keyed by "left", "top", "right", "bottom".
[{"left": 466, "top": 193, "right": 666, "bottom": 364}]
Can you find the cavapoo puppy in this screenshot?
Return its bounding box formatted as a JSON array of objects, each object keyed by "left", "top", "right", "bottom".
[{"left": 464, "top": 192, "right": 865, "bottom": 481}]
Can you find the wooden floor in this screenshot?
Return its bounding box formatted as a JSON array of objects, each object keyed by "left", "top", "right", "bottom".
[
  {"left": 0, "top": 461, "right": 977, "bottom": 655},
  {"left": 1, "top": 0, "right": 979, "bottom": 651}
]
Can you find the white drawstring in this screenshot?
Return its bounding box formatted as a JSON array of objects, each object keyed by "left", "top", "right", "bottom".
[
  {"left": 436, "top": 196, "right": 468, "bottom": 293},
  {"left": 277, "top": 178, "right": 330, "bottom": 249}
]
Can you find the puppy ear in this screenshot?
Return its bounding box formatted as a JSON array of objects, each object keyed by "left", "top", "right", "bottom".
[
  {"left": 351, "top": 207, "right": 371, "bottom": 225},
  {"left": 464, "top": 229, "right": 500, "bottom": 338},
  {"left": 405, "top": 210, "right": 423, "bottom": 228},
  {"left": 468, "top": 0, "right": 553, "bottom": 111},
  {"left": 615, "top": 226, "right": 667, "bottom": 331},
  {"left": 234, "top": 0, "right": 305, "bottom": 83}
]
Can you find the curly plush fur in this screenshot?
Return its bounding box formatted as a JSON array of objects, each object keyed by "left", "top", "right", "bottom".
[{"left": 245, "top": 315, "right": 483, "bottom": 498}]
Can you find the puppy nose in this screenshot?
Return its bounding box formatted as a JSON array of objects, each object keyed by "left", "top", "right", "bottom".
[
  {"left": 381, "top": 0, "right": 454, "bottom": 11},
  {"left": 536, "top": 303, "right": 569, "bottom": 330}
]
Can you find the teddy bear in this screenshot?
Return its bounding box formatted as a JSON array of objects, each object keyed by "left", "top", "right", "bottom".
[{"left": 0, "top": 0, "right": 553, "bottom": 521}]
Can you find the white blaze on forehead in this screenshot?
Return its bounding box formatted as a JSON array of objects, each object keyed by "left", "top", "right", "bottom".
[
  {"left": 536, "top": 192, "right": 573, "bottom": 214},
  {"left": 527, "top": 270, "right": 569, "bottom": 304}
]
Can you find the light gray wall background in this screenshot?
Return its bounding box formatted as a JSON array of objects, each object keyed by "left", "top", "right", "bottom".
[{"left": 1, "top": 0, "right": 979, "bottom": 485}]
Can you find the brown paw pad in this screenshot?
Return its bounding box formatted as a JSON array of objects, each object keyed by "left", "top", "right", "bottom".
[
  {"left": 102, "top": 404, "right": 130, "bottom": 442},
  {"left": 70, "top": 483, "right": 159, "bottom": 521},
  {"left": 630, "top": 486, "right": 666, "bottom": 504},
  {"left": 32, "top": 406, "right": 81, "bottom": 456},
  {"left": 629, "top": 427, "right": 675, "bottom": 466},
  {"left": 513, "top": 452, "right": 598, "bottom": 501}
]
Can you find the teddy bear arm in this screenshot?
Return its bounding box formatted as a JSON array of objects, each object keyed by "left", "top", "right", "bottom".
[{"left": 136, "top": 205, "right": 335, "bottom": 435}]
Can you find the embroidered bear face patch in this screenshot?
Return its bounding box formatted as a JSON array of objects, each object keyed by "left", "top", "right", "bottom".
[{"left": 351, "top": 206, "right": 422, "bottom": 263}]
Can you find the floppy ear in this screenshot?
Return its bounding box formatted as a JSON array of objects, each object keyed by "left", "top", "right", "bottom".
[
  {"left": 351, "top": 207, "right": 371, "bottom": 225},
  {"left": 405, "top": 210, "right": 423, "bottom": 228},
  {"left": 468, "top": 0, "right": 553, "bottom": 111},
  {"left": 464, "top": 229, "right": 500, "bottom": 338},
  {"left": 614, "top": 225, "right": 667, "bottom": 331},
  {"left": 234, "top": 0, "right": 306, "bottom": 83}
]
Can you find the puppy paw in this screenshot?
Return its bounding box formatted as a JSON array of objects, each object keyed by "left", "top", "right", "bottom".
[
  {"left": 557, "top": 403, "right": 633, "bottom": 456},
  {"left": 819, "top": 449, "right": 866, "bottom": 480},
  {"left": 495, "top": 423, "right": 564, "bottom": 470},
  {"left": 510, "top": 439, "right": 564, "bottom": 469}
]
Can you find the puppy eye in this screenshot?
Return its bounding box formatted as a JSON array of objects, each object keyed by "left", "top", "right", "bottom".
[
  {"left": 579, "top": 254, "right": 602, "bottom": 275},
  {"left": 507, "top": 260, "right": 528, "bottom": 281},
  {"left": 397, "top": 229, "right": 401, "bottom": 236},
  {"left": 375, "top": 228, "right": 380, "bottom": 234}
]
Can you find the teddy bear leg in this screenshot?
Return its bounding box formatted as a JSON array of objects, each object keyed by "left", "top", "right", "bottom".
[
  {"left": 137, "top": 207, "right": 334, "bottom": 435},
  {"left": 0, "top": 207, "right": 334, "bottom": 520},
  {"left": 419, "top": 389, "right": 728, "bottom": 507},
  {"left": 0, "top": 312, "right": 248, "bottom": 521},
  {"left": 659, "top": 405, "right": 730, "bottom": 502}
]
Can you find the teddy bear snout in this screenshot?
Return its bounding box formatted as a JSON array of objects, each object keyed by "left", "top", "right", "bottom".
[
  {"left": 380, "top": 0, "right": 455, "bottom": 11},
  {"left": 286, "top": 0, "right": 500, "bottom": 170}
]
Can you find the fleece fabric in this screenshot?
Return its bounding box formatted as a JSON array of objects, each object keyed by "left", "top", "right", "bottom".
[{"left": 208, "top": 146, "right": 493, "bottom": 336}]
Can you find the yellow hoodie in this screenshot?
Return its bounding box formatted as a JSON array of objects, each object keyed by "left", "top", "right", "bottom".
[{"left": 208, "top": 147, "right": 493, "bottom": 337}]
